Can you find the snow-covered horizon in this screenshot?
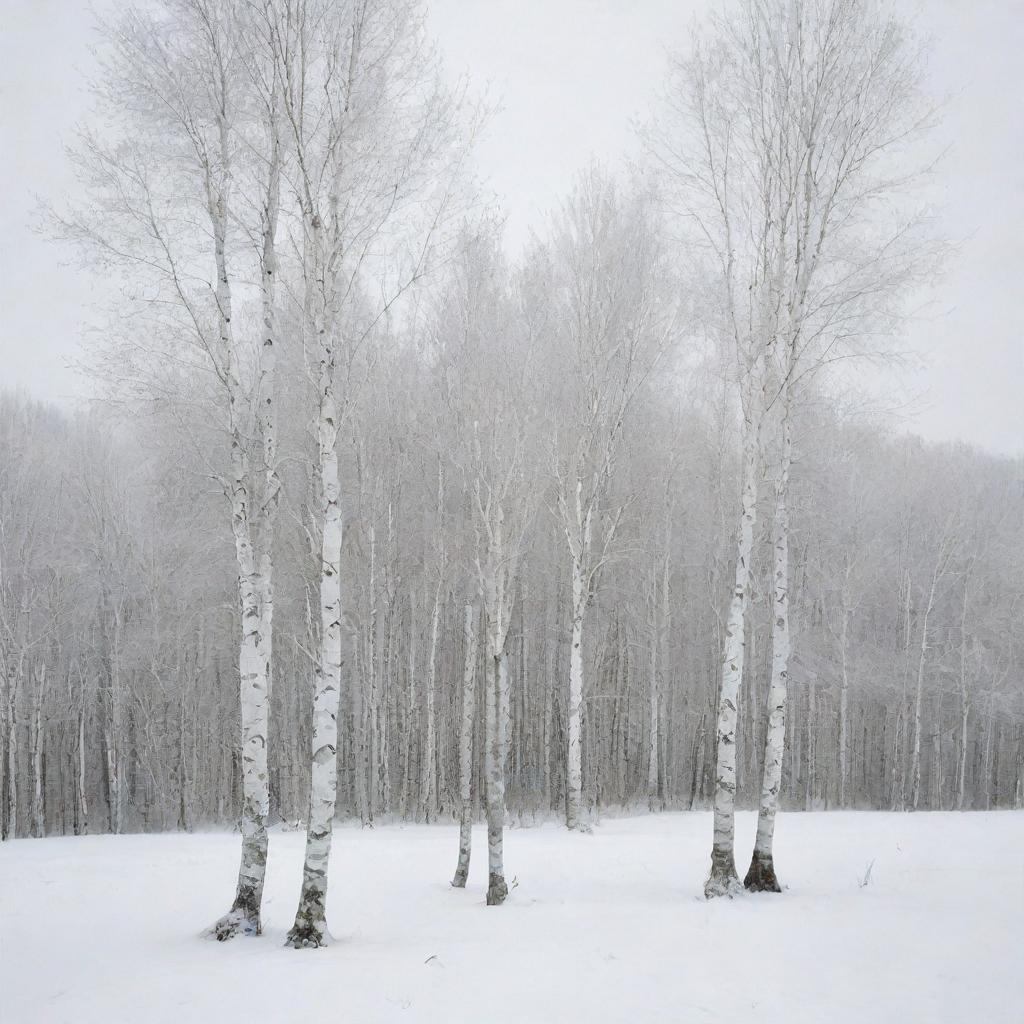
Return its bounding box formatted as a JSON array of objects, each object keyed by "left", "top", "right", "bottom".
[{"left": 2, "top": 811, "right": 1020, "bottom": 1023}]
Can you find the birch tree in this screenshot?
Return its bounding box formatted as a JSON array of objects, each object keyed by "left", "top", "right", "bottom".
[
  {"left": 267, "top": 0, "right": 472, "bottom": 945},
  {"left": 545, "top": 170, "right": 674, "bottom": 831},
  {"left": 745, "top": 0, "right": 941, "bottom": 890},
  {"left": 451, "top": 601, "right": 479, "bottom": 887},
  {"left": 67, "top": 0, "right": 292, "bottom": 937},
  {"left": 647, "top": 0, "right": 941, "bottom": 895},
  {"left": 437, "top": 231, "right": 541, "bottom": 904}
]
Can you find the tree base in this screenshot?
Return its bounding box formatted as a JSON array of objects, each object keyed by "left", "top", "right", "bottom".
[
  {"left": 743, "top": 850, "right": 782, "bottom": 892},
  {"left": 486, "top": 873, "right": 509, "bottom": 906},
  {"left": 451, "top": 867, "right": 468, "bottom": 889},
  {"left": 284, "top": 919, "right": 330, "bottom": 949},
  {"left": 204, "top": 906, "right": 261, "bottom": 942},
  {"left": 704, "top": 848, "right": 742, "bottom": 899}
]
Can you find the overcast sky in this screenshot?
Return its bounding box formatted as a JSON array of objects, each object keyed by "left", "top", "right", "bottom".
[{"left": 2, "top": 0, "right": 1021, "bottom": 455}]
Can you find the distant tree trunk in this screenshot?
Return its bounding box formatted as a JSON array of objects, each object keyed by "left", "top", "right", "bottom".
[
  {"left": 6, "top": 707, "right": 15, "bottom": 839},
  {"left": 956, "top": 580, "right": 971, "bottom": 810},
  {"left": 484, "top": 650, "right": 509, "bottom": 905},
  {"left": 403, "top": 592, "right": 418, "bottom": 817},
  {"left": 804, "top": 677, "right": 816, "bottom": 812},
  {"left": 566, "top": 554, "right": 586, "bottom": 830},
  {"left": 30, "top": 664, "right": 46, "bottom": 838},
  {"left": 983, "top": 700, "right": 995, "bottom": 811},
  {"left": 420, "top": 579, "right": 441, "bottom": 822},
  {"left": 837, "top": 565, "right": 851, "bottom": 807},
  {"left": 890, "top": 707, "right": 904, "bottom": 811},
  {"left": 689, "top": 710, "right": 707, "bottom": 810},
  {"left": 453, "top": 603, "right": 479, "bottom": 887},
  {"left": 648, "top": 508, "right": 671, "bottom": 810},
  {"left": 1013, "top": 726, "right": 1023, "bottom": 810},
  {"left": 76, "top": 690, "right": 89, "bottom": 835},
  {"left": 646, "top": 633, "right": 660, "bottom": 809},
  {"left": 178, "top": 686, "right": 190, "bottom": 832},
  {"left": 911, "top": 541, "right": 949, "bottom": 810}
]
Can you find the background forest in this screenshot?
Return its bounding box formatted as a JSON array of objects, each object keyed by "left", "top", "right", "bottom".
[{"left": 0, "top": 0, "right": 1020, "bottom": 871}]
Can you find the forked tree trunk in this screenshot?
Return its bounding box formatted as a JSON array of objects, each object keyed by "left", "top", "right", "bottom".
[{"left": 453, "top": 603, "right": 479, "bottom": 887}]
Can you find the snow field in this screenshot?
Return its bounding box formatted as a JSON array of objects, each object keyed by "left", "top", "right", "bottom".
[{"left": 1, "top": 810, "right": 1021, "bottom": 1023}]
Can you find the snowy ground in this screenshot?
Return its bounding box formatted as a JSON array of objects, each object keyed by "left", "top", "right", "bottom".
[{"left": 1, "top": 811, "right": 1021, "bottom": 1023}]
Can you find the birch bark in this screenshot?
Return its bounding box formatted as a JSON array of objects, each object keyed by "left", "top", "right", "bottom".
[
  {"left": 744, "top": 388, "right": 791, "bottom": 892},
  {"left": 30, "top": 664, "right": 45, "bottom": 838},
  {"left": 565, "top": 551, "right": 587, "bottom": 830},
  {"left": 705, "top": 402, "right": 760, "bottom": 897},
  {"left": 286, "top": 210, "right": 345, "bottom": 948},
  {"left": 911, "top": 531, "right": 954, "bottom": 810},
  {"left": 484, "top": 649, "right": 510, "bottom": 905},
  {"left": 206, "top": 99, "right": 279, "bottom": 939},
  {"left": 452, "top": 603, "right": 479, "bottom": 887}
]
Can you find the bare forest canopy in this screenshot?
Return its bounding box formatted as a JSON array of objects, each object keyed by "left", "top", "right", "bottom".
[
  {"left": 1, "top": 0, "right": 1022, "bottom": 928},
  {"left": 2, "top": 381, "right": 1020, "bottom": 840}
]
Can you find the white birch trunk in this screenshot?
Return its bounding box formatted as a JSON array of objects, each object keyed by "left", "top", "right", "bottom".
[
  {"left": 484, "top": 648, "right": 509, "bottom": 905},
  {"left": 911, "top": 559, "right": 943, "bottom": 810},
  {"left": 452, "top": 603, "right": 479, "bottom": 887},
  {"left": 565, "top": 555, "right": 586, "bottom": 830},
  {"left": 286, "top": 208, "right": 344, "bottom": 947},
  {"left": 103, "top": 704, "right": 120, "bottom": 837},
  {"left": 838, "top": 591, "right": 850, "bottom": 808},
  {"left": 5, "top": 704, "right": 15, "bottom": 839},
  {"left": 77, "top": 696, "right": 88, "bottom": 835},
  {"left": 957, "top": 581, "right": 971, "bottom": 810},
  {"left": 705, "top": 411, "right": 759, "bottom": 898},
  {"left": 648, "top": 510, "right": 671, "bottom": 809},
  {"left": 30, "top": 664, "right": 45, "bottom": 838},
  {"left": 957, "top": 695, "right": 970, "bottom": 810},
  {"left": 1014, "top": 730, "right": 1023, "bottom": 810},
  {"left": 207, "top": 106, "right": 279, "bottom": 939},
  {"left": 207, "top": 346, "right": 270, "bottom": 937},
  {"left": 745, "top": 392, "right": 791, "bottom": 892},
  {"left": 287, "top": 400, "right": 343, "bottom": 944},
  {"left": 647, "top": 632, "right": 660, "bottom": 808},
  {"left": 420, "top": 581, "right": 441, "bottom": 822}
]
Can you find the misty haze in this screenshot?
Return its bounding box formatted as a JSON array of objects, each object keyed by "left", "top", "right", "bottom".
[{"left": 0, "top": 1, "right": 1021, "bottom": 1022}]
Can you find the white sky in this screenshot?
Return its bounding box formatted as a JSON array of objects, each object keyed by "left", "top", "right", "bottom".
[{"left": 2, "top": 0, "right": 1021, "bottom": 455}]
